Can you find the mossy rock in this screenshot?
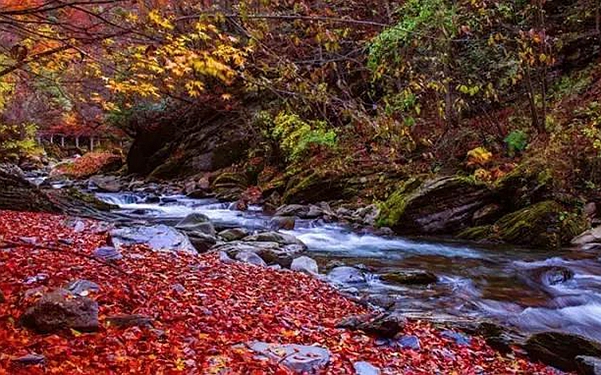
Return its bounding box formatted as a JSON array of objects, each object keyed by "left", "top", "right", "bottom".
[
  {"left": 210, "top": 171, "right": 249, "bottom": 201},
  {"left": 65, "top": 188, "right": 117, "bottom": 212},
  {"left": 494, "top": 161, "right": 553, "bottom": 209},
  {"left": 377, "top": 175, "right": 492, "bottom": 235},
  {"left": 282, "top": 170, "right": 355, "bottom": 204},
  {"left": 459, "top": 201, "right": 587, "bottom": 249}
]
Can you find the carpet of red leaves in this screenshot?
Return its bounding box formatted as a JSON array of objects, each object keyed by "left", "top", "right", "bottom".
[
  {"left": 53, "top": 152, "right": 122, "bottom": 179},
  {"left": 0, "top": 210, "right": 563, "bottom": 374}
]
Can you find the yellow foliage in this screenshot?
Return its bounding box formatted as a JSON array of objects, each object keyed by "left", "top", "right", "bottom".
[{"left": 467, "top": 146, "right": 493, "bottom": 167}]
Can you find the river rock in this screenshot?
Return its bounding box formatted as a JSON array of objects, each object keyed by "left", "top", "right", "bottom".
[
  {"left": 235, "top": 251, "right": 267, "bottom": 267},
  {"left": 572, "top": 226, "right": 601, "bottom": 247},
  {"left": 93, "top": 246, "right": 123, "bottom": 262},
  {"left": 20, "top": 289, "right": 99, "bottom": 333},
  {"left": 290, "top": 256, "right": 318, "bottom": 275},
  {"left": 275, "top": 204, "right": 310, "bottom": 218},
  {"left": 218, "top": 228, "right": 248, "bottom": 241},
  {"left": 529, "top": 266, "right": 574, "bottom": 286},
  {"left": 106, "top": 314, "right": 153, "bottom": 328},
  {"left": 187, "top": 232, "right": 217, "bottom": 253},
  {"left": 380, "top": 271, "right": 438, "bottom": 285},
  {"left": 88, "top": 175, "right": 122, "bottom": 193},
  {"left": 378, "top": 176, "right": 493, "bottom": 235},
  {"left": 328, "top": 266, "right": 366, "bottom": 284},
  {"left": 476, "top": 322, "right": 525, "bottom": 353},
  {"left": 175, "top": 213, "right": 216, "bottom": 236},
  {"left": 110, "top": 225, "right": 196, "bottom": 253},
  {"left": 269, "top": 216, "right": 296, "bottom": 230},
  {"left": 354, "top": 361, "right": 381, "bottom": 375},
  {"left": 64, "top": 279, "right": 100, "bottom": 296},
  {"left": 337, "top": 312, "right": 406, "bottom": 339},
  {"left": 213, "top": 241, "right": 305, "bottom": 267},
  {"left": 247, "top": 342, "right": 330, "bottom": 374},
  {"left": 243, "top": 231, "right": 306, "bottom": 247},
  {"left": 576, "top": 356, "right": 601, "bottom": 375},
  {"left": 524, "top": 331, "right": 601, "bottom": 371}
]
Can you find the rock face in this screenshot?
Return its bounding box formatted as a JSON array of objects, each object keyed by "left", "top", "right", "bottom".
[
  {"left": 110, "top": 225, "right": 196, "bottom": 253},
  {"left": 459, "top": 201, "right": 587, "bottom": 249},
  {"left": 210, "top": 172, "right": 249, "bottom": 201},
  {"left": 337, "top": 312, "right": 406, "bottom": 339},
  {"left": 524, "top": 331, "right": 601, "bottom": 371},
  {"left": 248, "top": 342, "right": 330, "bottom": 374},
  {"left": 378, "top": 176, "right": 492, "bottom": 235},
  {"left": 576, "top": 356, "right": 601, "bottom": 375},
  {"left": 0, "top": 163, "right": 58, "bottom": 212},
  {"left": 20, "top": 289, "right": 99, "bottom": 333}
]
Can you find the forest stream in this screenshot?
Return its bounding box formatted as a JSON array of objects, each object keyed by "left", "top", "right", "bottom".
[{"left": 93, "top": 190, "right": 601, "bottom": 344}]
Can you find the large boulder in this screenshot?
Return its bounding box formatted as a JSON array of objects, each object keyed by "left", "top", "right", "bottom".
[
  {"left": 175, "top": 213, "right": 216, "bottom": 236},
  {"left": 218, "top": 228, "right": 248, "bottom": 241},
  {"left": 247, "top": 342, "right": 330, "bottom": 374},
  {"left": 0, "top": 163, "right": 58, "bottom": 212},
  {"left": 110, "top": 225, "right": 196, "bottom": 253},
  {"left": 459, "top": 201, "right": 587, "bottom": 249},
  {"left": 378, "top": 176, "right": 492, "bottom": 235},
  {"left": 328, "top": 266, "right": 366, "bottom": 284},
  {"left": 380, "top": 270, "right": 438, "bottom": 285},
  {"left": 524, "top": 332, "right": 601, "bottom": 372},
  {"left": 290, "top": 256, "right": 319, "bottom": 275},
  {"left": 213, "top": 241, "right": 305, "bottom": 268},
  {"left": 20, "top": 289, "right": 99, "bottom": 333},
  {"left": 243, "top": 231, "right": 306, "bottom": 247},
  {"left": 210, "top": 172, "right": 248, "bottom": 201},
  {"left": 572, "top": 226, "right": 601, "bottom": 248},
  {"left": 88, "top": 175, "right": 122, "bottom": 193}
]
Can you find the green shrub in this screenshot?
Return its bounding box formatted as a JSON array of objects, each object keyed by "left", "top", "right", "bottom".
[
  {"left": 0, "top": 123, "right": 43, "bottom": 162},
  {"left": 504, "top": 130, "right": 528, "bottom": 156}
]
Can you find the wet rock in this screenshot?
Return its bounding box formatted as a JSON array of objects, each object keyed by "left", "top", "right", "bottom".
[
  {"left": 476, "top": 322, "right": 525, "bottom": 353},
  {"left": 213, "top": 241, "right": 305, "bottom": 268},
  {"left": 576, "top": 355, "right": 601, "bottom": 375},
  {"left": 243, "top": 231, "right": 306, "bottom": 247},
  {"left": 93, "top": 246, "right": 123, "bottom": 262},
  {"left": 12, "top": 353, "right": 46, "bottom": 366},
  {"left": 353, "top": 205, "right": 380, "bottom": 226},
  {"left": 187, "top": 232, "right": 217, "bottom": 253},
  {"left": 106, "top": 314, "right": 153, "bottom": 328},
  {"left": 89, "top": 175, "right": 122, "bottom": 193},
  {"left": 361, "top": 294, "right": 396, "bottom": 310},
  {"left": 64, "top": 279, "right": 100, "bottom": 296},
  {"left": 20, "top": 289, "right": 99, "bottom": 334},
  {"left": 290, "top": 256, "right": 318, "bottom": 275},
  {"left": 218, "top": 228, "right": 248, "bottom": 241},
  {"left": 573, "top": 226, "right": 601, "bottom": 246},
  {"left": 248, "top": 342, "right": 330, "bottom": 374},
  {"left": 397, "top": 335, "right": 421, "bottom": 350},
  {"left": 235, "top": 251, "right": 267, "bottom": 267},
  {"left": 175, "top": 213, "right": 216, "bottom": 236},
  {"left": 337, "top": 312, "right": 406, "bottom": 339},
  {"left": 378, "top": 176, "right": 492, "bottom": 235},
  {"left": 354, "top": 361, "right": 381, "bottom": 375},
  {"left": 472, "top": 203, "right": 503, "bottom": 225},
  {"left": 380, "top": 271, "right": 438, "bottom": 285},
  {"left": 328, "top": 266, "right": 366, "bottom": 284},
  {"left": 110, "top": 225, "right": 196, "bottom": 253},
  {"left": 218, "top": 251, "right": 234, "bottom": 264},
  {"left": 275, "top": 204, "right": 310, "bottom": 218},
  {"left": 530, "top": 266, "right": 574, "bottom": 286},
  {"left": 524, "top": 331, "right": 601, "bottom": 371},
  {"left": 269, "top": 216, "right": 296, "bottom": 230}
]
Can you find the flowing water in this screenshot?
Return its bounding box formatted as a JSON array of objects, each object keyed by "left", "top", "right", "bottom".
[{"left": 96, "top": 192, "right": 601, "bottom": 343}]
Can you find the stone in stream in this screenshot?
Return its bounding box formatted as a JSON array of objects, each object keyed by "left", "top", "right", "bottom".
[
  {"left": 269, "top": 216, "right": 296, "bottom": 230},
  {"left": 20, "top": 289, "right": 99, "bottom": 334},
  {"left": 337, "top": 312, "right": 406, "bottom": 339},
  {"left": 380, "top": 270, "right": 438, "bottom": 285},
  {"left": 247, "top": 342, "right": 330, "bottom": 374},
  {"left": 524, "top": 331, "right": 601, "bottom": 372},
  {"left": 576, "top": 356, "right": 601, "bottom": 375},
  {"left": 175, "top": 213, "right": 216, "bottom": 236},
  {"left": 187, "top": 232, "right": 217, "bottom": 253},
  {"left": 328, "top": 266, "right": 366, "bottom": 284},
  {"left": 529, "top": 266, "right": 574, "bottom": 286},
  {"left": 243, "top": 231, "right": 306, "bottom": 247},
  {"left": 110, "top": 225, "right": 196, "bottom": 253},
  {"left": 213, "top": 240, "right": 306, "bottom": 268},
  {"left": 274, "top": 204, "right": 310, "bottom": 218},
  {"left": 64, "top": 279, "right": 100, "bottom": 296},
  {"left": 290, "top": 256, "right": 319, "bottom": 275},
  {"left": 235, "top": 251, "right": 267, "bottom": 267},
  {"left": 353, "top": 361, "right": 381, "bottom": 375},
  {"left": 218, "top": 228, "right": 248, "bottom": 242},
  {"left": 93, "top": 246, "right": 123, "bottom": 262},
  {"left": 88, "top": 175, "right": 122, "bottom": 193}
]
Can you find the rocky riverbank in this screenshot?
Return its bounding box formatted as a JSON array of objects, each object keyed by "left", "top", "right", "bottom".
[{"left": 0, "top": 209, "right": 563, "bottom": 374}]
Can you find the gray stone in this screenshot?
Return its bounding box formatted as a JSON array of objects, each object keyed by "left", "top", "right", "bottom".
[
  {"left": 218, "top": 251, "right": 234, "bottom": 264},
  {"left": 397, "top": 335, "right": 421, "bottom": 350},
  {"left": 380, "top": 271, "right": 438, "bottom": 285},
  {"left": 290, "top": 256, "right": 319, "bottom": 275},
  {"left": 354, "top": 361, "right": 381, "bottom": 375},
  {"left": 214, "top": 241, "right": 305, "bottom": 268},
  {"left": 219, "top": 228, "right": 248, "bottom": 241},
  {"left": 248, "top": 342, "right": 330, "bottom": 374},
  {"left": 187, "top": 232, "right": 217, "bottom": 253},
  {"left": 243, "top": 231, "right": 306, "bottom": 247},
  {"left": 20, "top": 289, "right": 99, "bottom": 333},
  {"left": 64, "top": 279, "right": 100, "bottom": 296},
  {"left": 328, "top": 266, "right": 366, "bottom": 284},
  {"left": 524, "top": 331, "right": 601, "bottom": 372},
  {"left": 576, "top": 355, "right": 601, "bottom": 375},
  {"left": 573, "top": 226, "right": 601, "bottom": 246},
  {"left": 275, "top": 204, "right": 310, "bottom": 218},
  {"left": 110, "top": 225, "right": 196, "bottom": 253},
  {"left": 175, "top": 213, "right": 216, "bottom": 236},
  {"left": 12, "top": 353, "right": 46, "bottom": 366},
  {"left": 93, "top": 246, "right": 122, "bottom": 261},
  {"left": 235, "top": 251, "right": 267, "bottom": 267},
  {"left": 89, "top": 175, "right": 122, "bottom": 193},
  {"left": 269, "top": 216, "right": 296, "bottom": 230}
]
